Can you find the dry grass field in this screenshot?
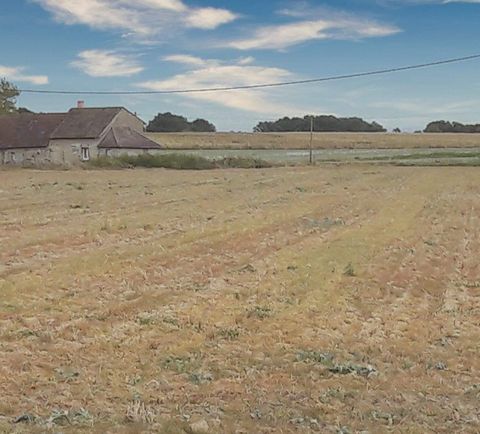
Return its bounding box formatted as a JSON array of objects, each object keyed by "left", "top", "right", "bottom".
[
  {"left": 1, "top": 166, "right": 479, "bottom": 433},
  {"left": 146, "top": 132, "right": 480, "bottom": 150}
]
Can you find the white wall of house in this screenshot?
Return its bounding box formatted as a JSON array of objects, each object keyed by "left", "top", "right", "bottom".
[
  {"left": 0, "top": 148, "right": 52, "bottom": 165},
  {"left": 112, "top": 109, "right": 145, "bottom": 132},
  {"left": 0, "top": 144, "right": 161, "bottom": 166},
  {"left": 103, "top": 148, "right": 162, "bottom": 158},
  {"left": 48, "top": 139, "right": 101, "bottom": 165}
]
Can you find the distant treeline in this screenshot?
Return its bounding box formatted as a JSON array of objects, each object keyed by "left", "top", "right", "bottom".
[
  {"left": 254, "top": 115, "right": 386, "bottom": 133},
  {"left": 147, "top": 112, "right": 216, "bottom": 133},
  {"left": 424, "top": 121, "right": 480, "bottom": 133}
]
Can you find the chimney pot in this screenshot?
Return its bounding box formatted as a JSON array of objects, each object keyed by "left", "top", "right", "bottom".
[{"left": 77, "top": 100, "right": 85, "bottom": 109}]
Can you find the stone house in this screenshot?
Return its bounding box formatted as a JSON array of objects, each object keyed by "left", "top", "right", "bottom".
[{"left": 0, "top": 104, "right": 162, "bottom": 165}]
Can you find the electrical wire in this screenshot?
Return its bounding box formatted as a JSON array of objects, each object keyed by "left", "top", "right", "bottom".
[{"left": 17, "top": 53, "right": 480, "bottom": 96}]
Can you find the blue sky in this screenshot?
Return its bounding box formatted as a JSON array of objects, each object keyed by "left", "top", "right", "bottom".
[{"left": 1, "top": 0, "right": 480, "bottom": 131}]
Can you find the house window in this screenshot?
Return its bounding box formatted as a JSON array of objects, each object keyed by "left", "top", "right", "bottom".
[
  {"left": 81, "top": 147, "right": 90, "bottom": 161},
  {"left": 10, "top": 152, "right": 16, "bottom": 163}
]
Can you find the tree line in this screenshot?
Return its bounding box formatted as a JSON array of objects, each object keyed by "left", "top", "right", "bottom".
[
  {"left": 146, "top": 115, "right": 480, "bottom": 134},
  {"left": 424, "top": 121, "right": 480, "bottom": 133},
  {"left": 254, "top": 115, "right": 386, "bottom": 133}
]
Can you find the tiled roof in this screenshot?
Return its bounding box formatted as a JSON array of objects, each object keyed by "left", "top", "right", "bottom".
[
  {"left": 99, "top": 126, "right": 163, "bottom": 150},
  {"left": 50, "top": 107, "right": 123, "bottom": 139},
  {"left": 0, "top": 113, "right": 66, "bottom": 150}
]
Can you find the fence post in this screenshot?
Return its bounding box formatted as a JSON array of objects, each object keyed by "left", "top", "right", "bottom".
[{"left": 309, "top": 116, "right": 314, "bottom": 165}]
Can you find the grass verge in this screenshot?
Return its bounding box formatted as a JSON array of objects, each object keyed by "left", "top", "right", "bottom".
[{"left": 358, "top": 151, "right": 480, "bottom": 163}]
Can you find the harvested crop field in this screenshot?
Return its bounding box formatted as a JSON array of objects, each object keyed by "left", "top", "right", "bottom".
[
  {"left": 1, "top": 166, "right": 479, "bottom": 433},
  {"left": 146, "top": 132, "right": 480, "bottom": 150}
]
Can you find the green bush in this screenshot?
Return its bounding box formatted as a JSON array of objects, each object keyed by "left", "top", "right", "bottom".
[
  {"left": 219, "top": 157, "right": 271, "bottom": 169},
  {"left": 89, "top": 153, "right": 272, "bottom": 170},
  {"left": 118, "top": 153, "right": 216, "bottom": 170},
  {"left": 88, "top": 156, "right": 129, "bottom": 168}
]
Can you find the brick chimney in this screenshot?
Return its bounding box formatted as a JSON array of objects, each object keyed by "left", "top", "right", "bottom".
[{"left": 77, "top": 100, "right": 85, "bottom": 109}]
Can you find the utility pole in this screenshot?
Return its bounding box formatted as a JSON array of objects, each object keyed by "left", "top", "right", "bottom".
[{"left": 309, "top": 115, "right": 314, "bottom": 165}]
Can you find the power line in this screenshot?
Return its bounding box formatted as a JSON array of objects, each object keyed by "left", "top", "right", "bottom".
[{"left": 18, "top": 53, "right": 480, "bottom": 96}]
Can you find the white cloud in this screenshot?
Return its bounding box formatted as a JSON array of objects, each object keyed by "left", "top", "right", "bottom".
[
  {"left": 71, "top": 50, "right": 144, "bottom": 77},
  {"left": 163, "top": 54, "right": 209, "bottom": 67},
  {"left": 184, "top": 7, "right": 238, "bottom": 30},
  {"left": 229, "top": 17, "right": 400, "bottom": 50},
  {"left": 129, "top": 0, "right": 187, "bottom": 12},
  {"left": 237, "top": 56, "right": 255, "bottom": 65},
  {"left": 33, "top": 0, "right": 238, "bottom": 40},
  {"left": 0, "top": 65, "right": 48, "bottom": 85},
  {"left": 137, "top": 56, "right": 304, "bottom": 115},
  {"left": 35, "top": 0, "right": 151, "bottom": 35}
]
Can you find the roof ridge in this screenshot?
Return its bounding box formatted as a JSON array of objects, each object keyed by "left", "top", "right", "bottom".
[
  {"left": 0, "top": 112, "right": 67, "bottom": 116},
  {"left": 69, "top": 107, "right": 123, "bottom": 111}
]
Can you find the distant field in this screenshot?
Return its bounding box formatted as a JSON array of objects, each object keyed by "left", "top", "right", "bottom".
[
  {"left": 146, "top": 131, "right": 480, "bottom": 150},
  {"left": 1, "top": 166, "right": 479, "bottom": 433}
]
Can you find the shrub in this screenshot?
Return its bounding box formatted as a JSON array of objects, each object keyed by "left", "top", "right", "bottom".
[
  {"left": 90, "top": 153, "right": 215, "bottom": 170},
  {"left": 118, "top": 153, "right": 216, "bottom": 170},
  {"left": 89, "top": 153, "right": 272, "bottom": 170},
  {"left": 220, "top": 157, "right": 271, "bottom": 169},
  {"left": 88, "top": 156, "right": 129, "bottom": 168},
  {"left": 343, "top": 263, "right": 356, "bottom": 277}
]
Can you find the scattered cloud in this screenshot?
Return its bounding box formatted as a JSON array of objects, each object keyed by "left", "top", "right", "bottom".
[
  {"left": 0, "top": 65, "right": 48, "bottom": 85},
  {"left": 228, "top": 17, "right": 400, "bottom": 50},
  {"left": 184, "top": 7, "right": 238, "bottom": 30},
  {"left": 132, "top": 0, "right": 187, "bottom": 12},
  {"left": 33, "top": 0, "right": 238, "bottom": 40},
  {"left": 237, "top": 56, "right": 255, "bottom": 65},
  {"left": 71, "top": 50, "right": 144, "bottom": 77},
  {"left": 162, "top": 54, "right": 209, "bottom": 67},
  {"left": 137, "top": 56, "right": 304, "bottom": 115}
]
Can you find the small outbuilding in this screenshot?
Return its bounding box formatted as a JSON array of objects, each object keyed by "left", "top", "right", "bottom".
[
  {"left": 0, "top": 104, "right": 163, "bottom": 165},
  {"left": 0, "top": 113, "right": 66, "bottom": 165}
]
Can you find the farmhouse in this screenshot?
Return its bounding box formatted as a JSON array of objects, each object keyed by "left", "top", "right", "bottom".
[{"left": 0, "top": 103, "right": 162, "bottom": 165}]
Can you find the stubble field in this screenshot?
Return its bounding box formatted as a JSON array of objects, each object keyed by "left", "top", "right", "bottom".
[
  {"left": 145, "top": 132, "right": 480, "bottom": 150},
  {"left": 0, "top": 166, "right": 479, "bottom": 433}
]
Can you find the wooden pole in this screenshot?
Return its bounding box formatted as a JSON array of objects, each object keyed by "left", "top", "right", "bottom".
[{"left": 309, "top": 116, "right": 314, "bottom": 165}]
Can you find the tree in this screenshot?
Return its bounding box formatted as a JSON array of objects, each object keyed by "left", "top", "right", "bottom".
[
  {"left": 0, "top": 78, "right": 20, "bottom": 115},
  {"left": 191, "top": 118, "right": 216, "bottom": 132},
  {"left": 147, "top": 112, "right": 217, "bottom": 133},
  {"left": 147, "top": 112, "right": 189, "bottom": 132}
]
